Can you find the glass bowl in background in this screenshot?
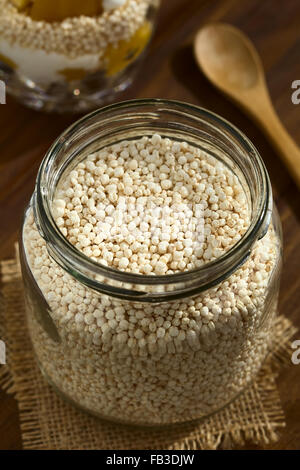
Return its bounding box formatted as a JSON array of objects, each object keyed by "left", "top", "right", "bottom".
[{"left": 0, "top": 0, "right": 160, "bottom": 112}]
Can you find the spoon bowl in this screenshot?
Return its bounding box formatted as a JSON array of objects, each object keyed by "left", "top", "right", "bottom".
[{"left": 195, "top": 24, "right": 261, "bottom": 93}]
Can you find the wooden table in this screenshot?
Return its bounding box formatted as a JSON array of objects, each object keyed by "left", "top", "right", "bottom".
[{"left": 0, "top": 0, "right": 299, "bottom": 450}]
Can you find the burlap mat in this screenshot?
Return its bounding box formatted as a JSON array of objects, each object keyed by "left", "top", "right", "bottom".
[{"left": 0, "top": 254, "right": 297, "bottom": 450}]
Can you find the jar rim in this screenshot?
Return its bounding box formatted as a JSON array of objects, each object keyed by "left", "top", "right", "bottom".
[{"left": 34, "top": 98, "right": 272, "bottom": 301}]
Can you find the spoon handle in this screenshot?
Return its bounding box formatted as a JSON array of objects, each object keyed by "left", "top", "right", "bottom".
[{"left": 251, "top": 98, "right": 300, "bottom": 189}]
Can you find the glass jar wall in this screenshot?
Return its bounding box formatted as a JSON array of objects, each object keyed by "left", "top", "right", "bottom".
[{"left": 20, "top": 100, "right": 282, "bottom": 425}]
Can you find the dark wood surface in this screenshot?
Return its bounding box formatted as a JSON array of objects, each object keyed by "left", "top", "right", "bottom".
[{"left": 0, "top": 0, "right": 299, "bottom": 450}]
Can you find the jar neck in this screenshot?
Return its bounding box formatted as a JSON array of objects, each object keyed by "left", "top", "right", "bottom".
[{"left": 33, "top": 99, "right": 272, "bottom": 303}]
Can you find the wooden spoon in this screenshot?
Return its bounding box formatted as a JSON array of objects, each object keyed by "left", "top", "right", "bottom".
[{"left": 194, "top": 22, "right": 300, "bottom": 189}]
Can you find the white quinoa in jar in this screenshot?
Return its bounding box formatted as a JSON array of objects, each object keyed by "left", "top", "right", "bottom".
[{"left": 20, "top": 101, "right": 282, "bottom": 425}]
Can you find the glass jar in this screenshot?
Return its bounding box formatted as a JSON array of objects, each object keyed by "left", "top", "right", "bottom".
[
  {"left": 20, "top": 99, "right": 282, "bottom": 426},
  {"left": 0, "top": 0, "right": 159, "bottom": 112}
]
